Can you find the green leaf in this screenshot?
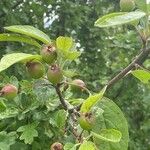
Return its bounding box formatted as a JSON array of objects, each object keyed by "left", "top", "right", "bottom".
[
  {"left": 135, "top": 0, "right": 150, "bottom": 13},
  {"left": 17, "top": 123, "right": 38, "bottom": 144},
  {"left": 10, "top": 142, "right": 28, "bottom": 150},
  {"left": 0, "top": 106, "right": 18, "bottom": 119},
  {"left": 0, "top": 53, "right": 42, "bottom": 73},
  {"left": 56, "top": 36, "right": 80, "bottom": 61},
  {"left": 69, "top": 98, "right": 84, "bottom": 105},
  {"left": 56, "top": 36, "right": 73, "bottom": 52},
  {"left": 92, "top": 97, "right": 129, "bottom": 150},
  {"left": 79, "top": 141, "right": 96, "bottom": 150},
  {"left": 80, "top": 86, "right": 107, "bottom": 113},
  {"left": 64, "top": 143, "right": 76, "bottom": 150},
  {"left": 9, "top": 76, "right": 19, "bottom": 88},
  {"left": 95, "top": 11, "right": 146, "bottom": 28},
  {"left": 0, "top": 34, "right": 41, "bottom": 48},
  {"left": 92, "top": 129, "right": 122, "bottom": 143},
  {"left": 0, "top": 101, "right": 6, "bottom": 112},
  {"left": 0, "top": 131, "right": 17, "bottom": 150},
  {"left": 54, "top": 109, "right": 67, "bottom": 128},
  {"left": 63, "top": 69, "right": 78, "bottom": 78},
  {"left": 131, "top": 69, "right": 150, "bottom": 83},
  {"left": 4, "top": 25, "right": 51, "bottom": 44},
  {"left": 66, "top": 51, "right": 81, "bottom": 60}
]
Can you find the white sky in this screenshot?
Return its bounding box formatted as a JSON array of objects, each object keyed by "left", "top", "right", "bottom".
[{"left": 147, "top": 0, "right": 150, "bottom": 4}]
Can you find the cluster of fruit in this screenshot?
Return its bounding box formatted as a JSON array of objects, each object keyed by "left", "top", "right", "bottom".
[
  {"left": 0, "top": 44, "right": 86, "bottom": 100},
  {"left": 0, "top": 44, "right": 90, "bottom": 150},
  {"left": 26, "top": 44, "right": 62, "bottom": 84}
]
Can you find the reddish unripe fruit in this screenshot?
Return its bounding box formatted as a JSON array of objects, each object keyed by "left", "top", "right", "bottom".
[
  {"left": 41, "top": 44, "right": 57, "bottom": 64},
  {"left": 26, "top": 61, "right": 45, "bottom": 79},
  {"left": 71, "top": 79, "right": 86, "bottom": 92},
  {"left": 79, "top": 112, "right": 95, "bottom": 131},
  {"left": 47, "top": 64, "right": 63, "bottom": 84},
  {"left": 120, "top": 0, "right": 135, "bottom": 12},
  {"left": 0, "top": 84, "right": 18, "bottom": 100},
  {"left": 50, "top": 142, "right": 63, "bottom": 150}
]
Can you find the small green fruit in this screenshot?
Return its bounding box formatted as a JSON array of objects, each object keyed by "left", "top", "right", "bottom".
[
  {"left": 47, "top": 64, "right": 63, "bottom": 84},
  {"left": 78, "top": 112, "right": 95, "bottom": 131},
  {"left": 120, "top": 0, "right": 135, "bottom": 12},
  {"left": 0, "top": 84, "right": 18, "bottom": 100},
  {"left": 50, "top": 142, "right": 63, "bottom": 150},
  {"left": 71, "top": 79, "right": 86, "bottom": 92},
  {"left": 41, "top": 44, "right": 57, "bottom": 64},
  {"left": 26, "top": 61, "right": 45, "bottom": 79}
]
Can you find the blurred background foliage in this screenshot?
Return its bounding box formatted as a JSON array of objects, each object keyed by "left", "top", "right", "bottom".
[{"left": 0, "top": 0, "right": 150, "bottom": 149}]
